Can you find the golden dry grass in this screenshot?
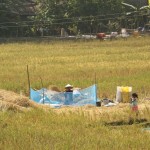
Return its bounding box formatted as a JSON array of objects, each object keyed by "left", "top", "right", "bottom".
[{"left": 0, "top": 37, "right": 150, "bottom": 99}]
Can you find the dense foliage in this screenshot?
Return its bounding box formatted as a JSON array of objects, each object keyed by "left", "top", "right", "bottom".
[
  {"left": 0, "top": 0, "right": 149, "bottom": 37},
  {"left": 0, "top": 0, "right": 29, "bottom": 37}
]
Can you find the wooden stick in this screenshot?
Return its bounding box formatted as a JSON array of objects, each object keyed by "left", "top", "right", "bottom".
[
  {"left": 40, "top": 77, "right": 45, "bottom": 104},
  {"left": 94, "top": 73, "right": 98, "bottom": 102},
  {"left": 27, "top": 65, "right": 31, "bottom": 98}
]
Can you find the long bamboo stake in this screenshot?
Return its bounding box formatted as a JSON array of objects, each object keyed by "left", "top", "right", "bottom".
[
  {"left": 27, "top": 65, "right": 31, "bottom": 98},
  {"left": 40, "top": 77, "right": 45, "bottom": 104},
  {"left": 95, "top": 73, "right": 97, "bottom": 102}
]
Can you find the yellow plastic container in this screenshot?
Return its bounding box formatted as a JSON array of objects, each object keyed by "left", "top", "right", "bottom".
[{"left": 121, "top": 87, "right": 132, "bottom": 103}]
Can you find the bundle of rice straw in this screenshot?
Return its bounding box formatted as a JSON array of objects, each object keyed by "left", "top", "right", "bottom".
[
  {"left": 0, "top": 89, "right": 50, "bottom": 112},
  {"left": 47, "top": 85, "right": 61, "bottom": 92}
]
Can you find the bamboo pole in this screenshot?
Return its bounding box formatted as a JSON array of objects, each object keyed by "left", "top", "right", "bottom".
[
  {"left": 40, "top": 77, "right": 45, "bottom": 104},
  {"left": 27, "top": 65, "right": 31, "bottom": 98},
  {"left": 94, "top": 73, "right": 98, "bottom": 102}
]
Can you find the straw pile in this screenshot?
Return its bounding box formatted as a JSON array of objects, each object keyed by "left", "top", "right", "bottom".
[
  {"left": 0, "top": 89, "right": 49, "bottom": 112},
  {"left": 47, "top": 85, "right": 61, "bottom": 92}
]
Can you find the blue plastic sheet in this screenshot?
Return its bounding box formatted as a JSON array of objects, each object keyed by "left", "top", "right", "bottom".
[{"left": 30, "top": 84, "right": 97, "bottom": 106}]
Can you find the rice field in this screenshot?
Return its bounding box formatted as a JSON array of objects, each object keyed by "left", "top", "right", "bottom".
[
  {"left": 0, "top": 37, "right": 150, "bottom": 98},
  {"left": 0, "top": 37, "right": 150, "bottom": 149},
  {"left": 1, "top": 106, "right": 150, "bottom": 150}
]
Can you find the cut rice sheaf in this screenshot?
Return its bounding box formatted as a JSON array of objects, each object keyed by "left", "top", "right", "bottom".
[{"left": 0, "top": 89, "right": 50, "bottom": 112}]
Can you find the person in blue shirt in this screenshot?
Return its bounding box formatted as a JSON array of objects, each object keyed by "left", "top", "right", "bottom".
[{"left": 64, "top": 84, "right": 73, "bottom": 105}]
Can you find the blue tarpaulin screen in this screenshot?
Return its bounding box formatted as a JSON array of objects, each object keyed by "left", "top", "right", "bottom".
[{"left": 30, "top": 84, "right": 97, "bottom": 106}]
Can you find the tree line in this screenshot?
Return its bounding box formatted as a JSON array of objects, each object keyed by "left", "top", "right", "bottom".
[{"left": 0, "top": 0, "right": 149, "bottom": 37}]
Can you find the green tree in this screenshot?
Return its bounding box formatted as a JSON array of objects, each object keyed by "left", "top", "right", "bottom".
[
  {"left": 0, "top": 0, "right": 127, "bottom": 37},
  {"left": 0, "top": 0, "right": 36, "bottom": 37},
  {"left": 122, "top": 2, "right": 150, "bottom": 29},
  {"left": 36, "top": 0, "right": 124, "bottom": 35}
]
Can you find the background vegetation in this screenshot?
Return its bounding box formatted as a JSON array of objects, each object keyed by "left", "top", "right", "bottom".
[{"left": 0, "top": 0, "right": 149, "bottom": 37}]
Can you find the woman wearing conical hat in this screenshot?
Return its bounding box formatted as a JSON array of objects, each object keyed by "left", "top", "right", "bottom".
[{"left": 64, "top": 84, "right": 73, "bottom": 105}]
